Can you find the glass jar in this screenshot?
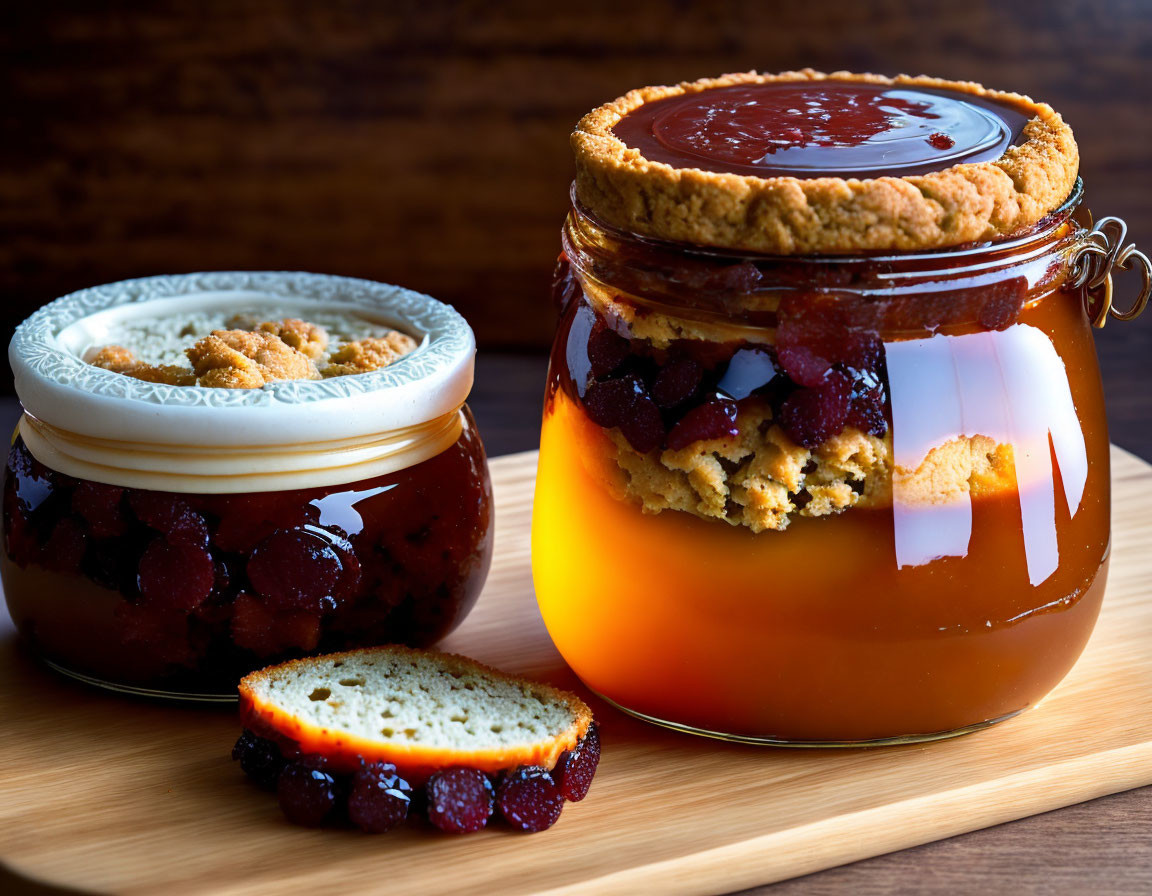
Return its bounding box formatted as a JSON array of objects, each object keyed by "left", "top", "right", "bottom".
[
  {"left": 3, "top": 272, "right": 493, "bottom": 699},
  {"left": 532, "top": 181, "right": 1146, "bottom": 744}
]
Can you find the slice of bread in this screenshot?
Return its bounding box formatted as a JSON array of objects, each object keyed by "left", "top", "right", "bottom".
[{"left": 238, "top": 646, "right": 593, "bottom": 781}]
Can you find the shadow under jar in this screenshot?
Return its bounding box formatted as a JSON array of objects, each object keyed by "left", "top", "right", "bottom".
[
  {"left": 4, "top": 273, "right": 493, "bottom": 699},
  {"left": 532, "top": 72, "right": 1149, "bottom": 744}
]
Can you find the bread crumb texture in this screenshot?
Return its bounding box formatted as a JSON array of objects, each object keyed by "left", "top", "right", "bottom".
[{"left": 239, "top": 646, "right": 592, "bottom": 778}]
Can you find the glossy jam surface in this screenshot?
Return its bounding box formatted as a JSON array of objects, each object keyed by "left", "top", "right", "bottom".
[
  {"left": 612, "top": 81, "right": 1029, "bottom": 178},
  {"left": 533, "top": 205, "right": 1111, "bottom": 741},
  {"left": 1, "top": 410, "right": 492, "bottom": 695}
]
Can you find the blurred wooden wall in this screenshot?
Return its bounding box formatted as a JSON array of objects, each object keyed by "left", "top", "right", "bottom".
[{"left": 2, "top": 0, "right": 1150, "bottom": 379}]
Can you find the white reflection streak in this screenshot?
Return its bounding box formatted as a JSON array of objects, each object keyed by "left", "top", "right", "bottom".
[{"left": 885, "top": 325, "right": 1087, "bottom": 585}]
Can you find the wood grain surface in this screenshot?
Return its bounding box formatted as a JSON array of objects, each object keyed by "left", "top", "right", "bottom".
[
  {"left": 2, "top": 0, "right": 1150, "bottom": 374},
  {"left": 3, "top": 447, "right": 1152, "bottom": 895}
]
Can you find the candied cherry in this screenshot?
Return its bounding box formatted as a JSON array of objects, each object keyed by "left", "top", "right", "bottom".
[
  {"left": 129, "top": 491, "right": 209, "bottom": 547},
  {"left": 496, "top": 766, "right": 564, "bottom": 832},
  {"left": 651, "top": 356, "right": 703, "bottom": 408},
  {"left": 425, "top": 767, "right": 495, "bottom": 834},
  {"left": 666, "top": 398, "right": 738, "bottom": 451},
  {"left": 582, "top": 374, "right": 666, "bottom": 453},
  {"left": 618, "top": 395, "right": 665, "bottom": 454},
  {"left": 587, "top": 324, "right": 631, "bottom": 378},
  {"left": 776, "top": 342, "right": 832, "bottom": 388},
  {"left": 555, "top": 724, "right": 600, "bottom": 802},
  {"left": 137, "top": 537, "right": 215, "bottom": 610},
  {"left": 277, "top": 761, "right": 341, "bottom": 826},
  {"left": 233, "top": 730, "right": 286, "bottom": 791},
  {"left": 582, "top": 376, "right": 644, "bottom": 429},
  {"left": 247, "top": 527, "right": 342, "bottom": 611},
  {"left": 72, "top": 481, "right": 126, "bottom": 538},
  {"left": 347, "top": 761, "right": 413, "bottom": 834},
  {"left": 779, "top": 370, "right": 852, "bottom": 449}
]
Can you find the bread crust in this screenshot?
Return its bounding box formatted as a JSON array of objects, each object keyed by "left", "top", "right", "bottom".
[
  {"left": 572, "top": 69, "right": 1079, "bottom": 254},
  {"left": 238, "top": 645, "right": 594, "bottom": 781}
]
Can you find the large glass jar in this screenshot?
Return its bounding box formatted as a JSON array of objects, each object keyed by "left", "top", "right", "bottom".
[
  {"left": 532, "top": 71, "right": 1148, "bottom": 744},
  {"left": 4, "top": 272, "right": 493, "bottom": 699}
]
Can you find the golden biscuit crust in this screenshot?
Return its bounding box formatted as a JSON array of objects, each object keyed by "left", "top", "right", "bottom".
[
  {"left": 605, "top": 397, "right": 1017, "bottom": 532},
  {"left": 186, "top": 330, "right": 321, "bottom": 388},
  {"left": 87, "top": 345, "right": 197, "bottom": 386},
  {"left": 87, "top": 345, "right": 138, "bottom": 373},
  {"left": 256, "top": 318, "right": 329, "bottom": 360},
  {"left": 86, "top": 318, "right": 418, "bottom": 389},
  {"left": 323, "top": 333, "right": 418, "bottom": 377},
  {"left": 572, "top": 70, "right": 1079, "bottom": 254}
]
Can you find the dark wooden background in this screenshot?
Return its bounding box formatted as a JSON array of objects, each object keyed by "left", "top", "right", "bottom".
[{"left": 2, "top": 0, "right": 1150, "bottom": 387}]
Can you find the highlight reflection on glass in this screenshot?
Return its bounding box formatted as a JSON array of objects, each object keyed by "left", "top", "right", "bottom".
[{"left": 887, "top": 324, "right": 1087, "bottom": 585}]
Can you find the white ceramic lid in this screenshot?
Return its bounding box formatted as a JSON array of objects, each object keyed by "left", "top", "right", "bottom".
[{"left": 9, "top": 272, "right": 477, "bottom": 492}]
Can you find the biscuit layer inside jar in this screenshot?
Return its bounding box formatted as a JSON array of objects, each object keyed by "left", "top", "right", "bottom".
[{"left": 556, "top": 272, "right": 1086, "bottom": 573}]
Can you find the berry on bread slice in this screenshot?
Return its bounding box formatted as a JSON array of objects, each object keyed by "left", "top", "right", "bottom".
[
  {"left": 239, "top": 646, "right": 592, "bottom": 781},
  {"left": 235, "top": 647, "right": 598, "bottom": 833}
]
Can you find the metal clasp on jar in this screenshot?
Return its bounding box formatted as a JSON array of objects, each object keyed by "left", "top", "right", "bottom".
[{"left": 1069, "top": 215, "right": 1151, "bottom": 327}]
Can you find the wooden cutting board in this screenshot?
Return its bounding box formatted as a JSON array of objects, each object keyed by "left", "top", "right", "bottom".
[{"left": 4, "top": 447, "right": 1152, "bottom": 896}]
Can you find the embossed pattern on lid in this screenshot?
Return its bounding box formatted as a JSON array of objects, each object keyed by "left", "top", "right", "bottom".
[{"left": 9, "top": 272, "right": 477, "bottom": 491}]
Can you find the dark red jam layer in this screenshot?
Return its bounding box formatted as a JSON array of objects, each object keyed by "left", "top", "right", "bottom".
[
  {"left": 611, "top": 81, "right": 1030, "bottom": 178},
  {"left": 1, "top": 417, "right": 492, "bottom": 693},
  {"left": 554, "top": 258, "right": 901, "bottom": 453},
  {"left": 233, "top": 724, "right": 600, "bottom": 834}
]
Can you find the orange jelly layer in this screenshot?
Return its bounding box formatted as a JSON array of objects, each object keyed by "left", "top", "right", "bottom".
[{"left": 533, "top": 371, "right": 1110, "bottom": 742}]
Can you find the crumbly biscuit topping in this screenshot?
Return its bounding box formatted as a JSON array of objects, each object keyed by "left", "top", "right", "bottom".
[
  {"left": 257, "top": 318, "right": 329, "bottom": 360},
  {"left": 85, "top": 316, "right": 417, "bottom": 389},
  {"left": 323, "top": 333, "right": 419, "bottom": 377},
  {"left": 88, "top": 345, "right": 199, "bottom": 386},
  {"left": 186, "top": 329, "right": 322, "bottom": 388}
]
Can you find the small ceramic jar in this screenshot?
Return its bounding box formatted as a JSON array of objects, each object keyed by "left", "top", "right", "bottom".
[{"left": 4, "top": 272, "right": 493, "bottom": 699}]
